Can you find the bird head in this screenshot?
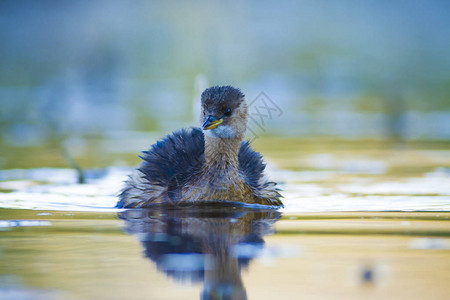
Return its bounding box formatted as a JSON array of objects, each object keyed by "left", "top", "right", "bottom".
[{"left": 200, "top": 86, "right": 248, "bottom": 139}]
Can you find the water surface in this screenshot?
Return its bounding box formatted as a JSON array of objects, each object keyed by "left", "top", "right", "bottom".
[
  {"left": 0, "top": 138, "right": 449, "bottom": 299},
  {"left": 1, "top": 209, "right": 449, "bottom": 299}
]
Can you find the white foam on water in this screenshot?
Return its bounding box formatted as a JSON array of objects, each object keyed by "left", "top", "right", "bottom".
[
  {"left": 0, "top": 220, "right": 51, "bottom": 227},
  {"left": 0, "top": 167, "right": 449, "bottom": 212}
]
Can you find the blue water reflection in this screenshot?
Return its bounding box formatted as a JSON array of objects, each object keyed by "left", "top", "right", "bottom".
[{"left": 119, "top": 207, "right": 280, "bottom": 300}]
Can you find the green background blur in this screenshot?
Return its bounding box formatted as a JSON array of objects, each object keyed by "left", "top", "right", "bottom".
[{"left": 1, "top": 1, "right": 449, "bottom": 160}]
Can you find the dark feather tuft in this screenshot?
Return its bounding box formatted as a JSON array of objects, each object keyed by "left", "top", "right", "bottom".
[
  {"left": 238, "top": 141, "right": 266, "bottom": 189},
  {"left": 140, "top": 127, "right": 205, "bottom": 189}
]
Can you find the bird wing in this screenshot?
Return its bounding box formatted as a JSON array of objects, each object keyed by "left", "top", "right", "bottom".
[
  {"left": 238, "top": 141, "right": 283, "bottom": 206},
  {"left": 117, "top": 127, "right": 205, "bottom": 208},
  {"left": 139, "top": 127, "right": 205, "bottom": 186},
  {"left": 238, "top": 141, "right": 266, "bottom": 189}
]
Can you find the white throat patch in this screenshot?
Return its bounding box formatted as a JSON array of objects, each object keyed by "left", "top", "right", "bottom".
[{"left": 204, "top": 125, "right": 236, "bottom": 138}]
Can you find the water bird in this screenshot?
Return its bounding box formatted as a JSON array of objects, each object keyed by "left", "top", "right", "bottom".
[{"left": 117, "top": 86, "right": 283, "bottom": 208}]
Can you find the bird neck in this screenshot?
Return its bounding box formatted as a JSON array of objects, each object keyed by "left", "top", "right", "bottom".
[{"left": 204, "top": 135, "right": 242, "bottom": 169}]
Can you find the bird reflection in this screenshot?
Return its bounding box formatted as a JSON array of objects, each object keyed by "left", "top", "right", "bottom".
[{"left": 119, "top": 205, "right": 280, "bottom": 300}]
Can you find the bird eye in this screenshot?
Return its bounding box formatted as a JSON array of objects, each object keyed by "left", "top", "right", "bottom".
[{"left": 224, "top": 108, "right": 232, "bottom": 117}]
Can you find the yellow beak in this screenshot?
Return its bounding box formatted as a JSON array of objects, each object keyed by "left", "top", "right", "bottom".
[{"left": 202, "top": 116, "right": 223, "bottom": 130}]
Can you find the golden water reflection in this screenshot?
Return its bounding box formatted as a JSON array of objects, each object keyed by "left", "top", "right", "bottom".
[{"left": 0, "top": 209, "right": 449, "bottom": 299}]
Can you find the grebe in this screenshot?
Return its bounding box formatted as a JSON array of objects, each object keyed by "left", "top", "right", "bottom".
[{"left": 117, "top": 86, "right": 282, "bottom": 208}]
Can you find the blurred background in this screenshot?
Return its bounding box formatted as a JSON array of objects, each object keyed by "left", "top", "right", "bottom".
[
  {"left": 0, "top": 0, "right": 449, "bottom": 169},
  {"left": 1, "top": 4, "right": 450, "bottom": 298}
]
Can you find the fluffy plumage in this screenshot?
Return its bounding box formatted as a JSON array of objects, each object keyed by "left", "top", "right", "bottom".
[
  {"left": 117, "top": 128, "right": 282, "bottom": 207},
  {"left": 117, "top": 86, "right": 283, "bottom": 208}
]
